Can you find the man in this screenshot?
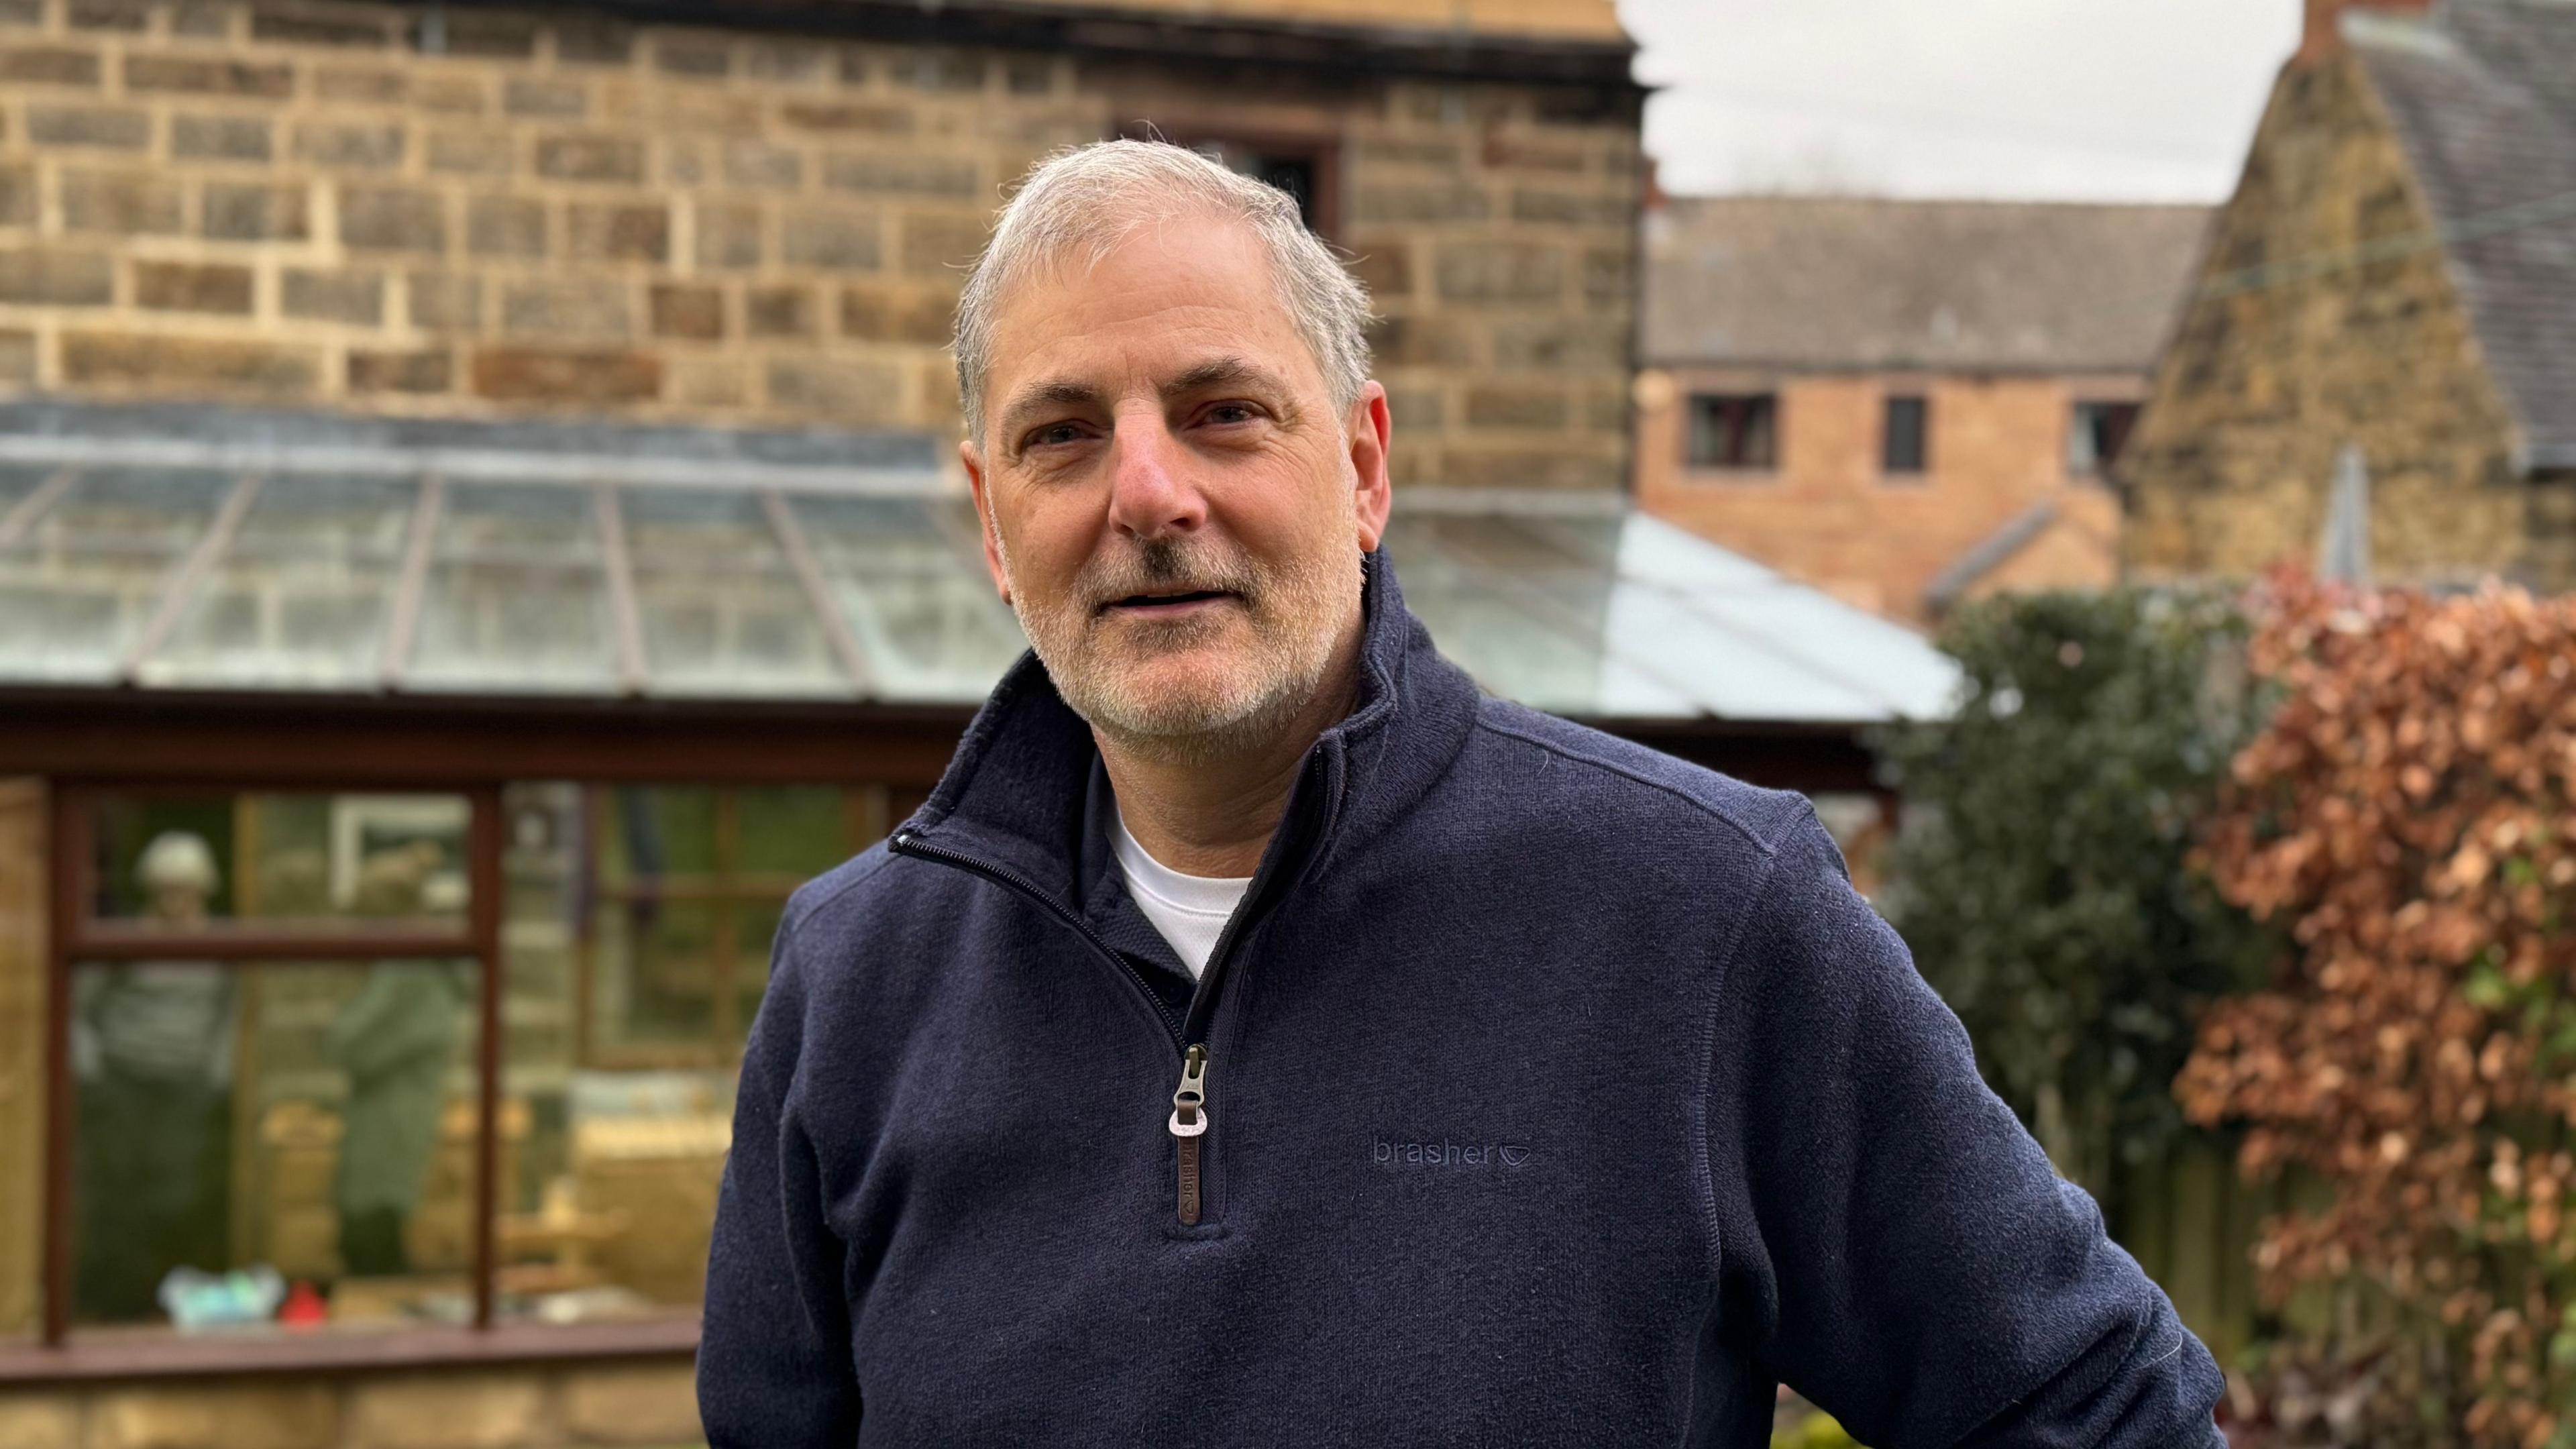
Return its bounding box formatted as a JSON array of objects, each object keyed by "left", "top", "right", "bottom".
[
  {"left": 700, "top": 140, "right": 2224, "bottom": 1446},
  {"left": 72, "top": 830, "right": 236, "bottom": 1322}
]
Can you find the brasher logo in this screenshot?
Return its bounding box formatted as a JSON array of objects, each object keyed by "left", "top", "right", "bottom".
[{"left": 1373, "top": 1138, "right": 1532, "bottom": 1169}]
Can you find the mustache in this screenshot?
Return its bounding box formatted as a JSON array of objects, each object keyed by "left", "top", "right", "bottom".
[{"left": 1080, "top": 539, "right": 1261, "bottom": 610}]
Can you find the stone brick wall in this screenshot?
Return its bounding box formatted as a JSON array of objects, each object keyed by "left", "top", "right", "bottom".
[
  {"left": 1633, "top": 367, "right": 2130, "bottom": 623},
  {"left": 0, "top": 1359, "right": 703, "bottom": 1449},
  {"left": 0, "top": 779, "right": 42, "bottom": 1342},
  {"left": 2121, "top": 50, "right": 2544, "bottom": 588},
  {"left": 0, "top": 0, "right": 1642, "bottom": 490}
]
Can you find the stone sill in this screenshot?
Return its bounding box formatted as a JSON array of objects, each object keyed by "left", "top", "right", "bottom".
[{"left": 0, "top": 1316, "right": 698, "bottom": 1386}]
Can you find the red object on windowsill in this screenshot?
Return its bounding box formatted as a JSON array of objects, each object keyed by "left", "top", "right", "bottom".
[{"left": 278, "top": 1281, "right": 329, "bottom": 1330}]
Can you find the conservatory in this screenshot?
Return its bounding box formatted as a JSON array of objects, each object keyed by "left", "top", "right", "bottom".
[{"left": 0, "top": 400, "right": 1955, "bottom": 1378}]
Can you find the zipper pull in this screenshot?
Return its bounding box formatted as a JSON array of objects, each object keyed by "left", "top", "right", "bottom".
[{"left": 1169, "top": 1044, "right": 1209, "bottom": 1226}]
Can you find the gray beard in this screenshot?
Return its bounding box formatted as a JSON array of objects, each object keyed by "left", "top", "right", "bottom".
[{"left": 996, "top": 532, "right": 1360, "bottom": 766}]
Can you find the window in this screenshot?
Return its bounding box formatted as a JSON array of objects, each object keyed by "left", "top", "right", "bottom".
[
  {"left": 1684, "top": 394, "right": 1778, "bottom": 471},
  {"left": 1882, "top": 395, "right": 1929, "bottom": 477},
  {"left": 1118, "top": 124, "right": 1337, "bottom": 237},
  {"left": 2070, "top": 401, "right": 2142, "bottom": 478},
  {"left": 33, "top": 780, "right": 914, "bottom": 1344},
  {"left": 61, "top": 790, "right": 479, "bottom": 1336}
]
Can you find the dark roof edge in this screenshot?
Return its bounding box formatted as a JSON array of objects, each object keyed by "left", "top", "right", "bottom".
[
  {"left": 1638, "top": 356, "right": 2161, "bottom": 378},
  {"left": 2533, "top": 443, "right": 2576, "bottom": 474},
  {"left": 1921, "top": 500, "right": 2059, "bottom": 612},
  {"left": 449, "top": 0, "right": 1641, "bottom": 89}
]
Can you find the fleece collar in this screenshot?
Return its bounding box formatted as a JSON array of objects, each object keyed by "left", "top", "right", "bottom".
[{"left": 900, "top": 549, "right": 1483, "bottom": 924}]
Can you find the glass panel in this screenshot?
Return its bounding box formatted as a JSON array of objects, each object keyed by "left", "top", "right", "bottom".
[
  {"left": 788, "top": 494, "right": 1027, "bottom": 703},
  {"left": 626, "top": 490, "right": 841, "bottom": 698},
  {"left": 69, "top": 960, "right": 483, "bottom": 1333},
  {"left": 89, "top": 792, "right": 471, "bottom": 930},
  {"left": 733, "top": 786, "right": 859, "bottom": 879},
  {"left": 410, "top": 483, "right": 617, "bottom": 695},
  {"left": 0, "top": 468, "right": 231, "bottom": 684},
  {"left": 493, "top": 781, "right": 878, "bottom": 1322},
  {"left": 0, "top": 462, "right": 57, "bottom": 520},
  {"left": 144, "top": 474, "right": 417, "bottom": 690},
  {"left": 1385, "top": 515, "right": 1697, "bottom": 717},
  {"left": 0, "top": 779, "right": 45, "bottom": 1341}
]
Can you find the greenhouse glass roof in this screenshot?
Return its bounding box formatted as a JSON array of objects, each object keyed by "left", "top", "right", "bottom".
[{"left": 0, "top": 404, "right": 1958, "bottom": 725}]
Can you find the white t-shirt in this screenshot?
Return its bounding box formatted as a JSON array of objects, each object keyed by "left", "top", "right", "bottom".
[{"left": 1110, "top": 808, "right": 1252, "bottom": 980}]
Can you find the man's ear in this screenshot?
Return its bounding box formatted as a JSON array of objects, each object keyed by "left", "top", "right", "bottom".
[
  {"left": 1347, "top": 380, "right": 1393, "bottom": 553},
  {"left": 961, "top": 438, "right": 1012, "bottom": 605}
]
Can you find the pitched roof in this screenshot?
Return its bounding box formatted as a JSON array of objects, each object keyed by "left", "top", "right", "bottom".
[
  {"left": 2349, "top": 0, "right": 2576, "bottom": 470},
  {"left": 1640, "top": 197, "right": 2214, "bottom": 373}
]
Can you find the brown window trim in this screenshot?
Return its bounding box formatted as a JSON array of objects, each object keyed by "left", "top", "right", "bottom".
[{"left": 0, "top": 1314, "right": 697, "bottom": 1386}]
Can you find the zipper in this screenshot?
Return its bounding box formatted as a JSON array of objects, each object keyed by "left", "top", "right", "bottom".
[
  {"left": 1169, "top": 1044, "right": 1210, "bottom": 1225},
  {"left": 891, "top": 753, "right": 1324, "bottom": 1227},
  {"left": 890, "top": 828, "right": 1216, "bottom": 1226}
]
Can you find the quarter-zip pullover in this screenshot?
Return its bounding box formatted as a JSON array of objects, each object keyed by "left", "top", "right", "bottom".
[{"left": 698, "top": 553, "right": 2225, "bottom": 1448}]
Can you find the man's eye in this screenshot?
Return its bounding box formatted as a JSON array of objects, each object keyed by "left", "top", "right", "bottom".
[
  {"left": 1202, "top": 402, "right": 1260, "bottom": 425},
  {"left": 1025, "top": 423, "right": 1087, "bottom": 449}
]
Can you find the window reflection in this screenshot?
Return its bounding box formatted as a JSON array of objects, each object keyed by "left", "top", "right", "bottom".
[
  {"left": 70, "top": 960, "right": 482, "bottom": 1332},
  {"left": 88, "top": 792, "right": 470, "bottom": 930},
  {"left": 494, "top": 781, "right": 879, "bottom": 1322}
]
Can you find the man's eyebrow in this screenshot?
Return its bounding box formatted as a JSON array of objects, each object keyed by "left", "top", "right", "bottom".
[
  {"left": 995, "top": 379, "right": 1105, "bottom": 438},
  {"left": 1161, "top": 356, "right": 1285, "bottom": 399}
]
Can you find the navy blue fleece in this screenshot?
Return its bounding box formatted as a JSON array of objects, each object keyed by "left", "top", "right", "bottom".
[{"left": 699, "top": 553, "right": 2225, "bottom": 1447}]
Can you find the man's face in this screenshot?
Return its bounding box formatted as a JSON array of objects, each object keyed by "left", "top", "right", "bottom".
[
  {"left": 963, "top": 213, "right": 1391, "bottom": 754},
  {"left": 149, "top": 881, "right": 208, "bottom": 926}
]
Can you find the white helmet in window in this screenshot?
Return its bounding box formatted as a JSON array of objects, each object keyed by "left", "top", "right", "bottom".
[{"left": 136, "top": 830, "right": 219, "bottom": 895}]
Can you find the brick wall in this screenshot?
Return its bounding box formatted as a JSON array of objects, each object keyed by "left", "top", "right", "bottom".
[
  {"left": 2121, "top": 50, "right": 2542, "bottom": 588},
  {"left": 0, "top": 0, "right": 1642, "bottom": 490},
  {"left": 0, "top": 1359, "right": 703, "bottom": 1449},
  {"left": 0, "top": 780, "right": 41, "bottom": 1343},
  {"left": 1633, "top": 367, "right": 2129, "bottom": 623}
]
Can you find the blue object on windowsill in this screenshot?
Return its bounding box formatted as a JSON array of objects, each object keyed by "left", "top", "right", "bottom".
[{"left": 156, "top": 1265, "right": 286, "bottom": 1331}]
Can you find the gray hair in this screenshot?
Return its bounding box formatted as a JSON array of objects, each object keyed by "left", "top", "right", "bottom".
[{"left": 953, "top": 139, "right": 1373, "bottom": 442}]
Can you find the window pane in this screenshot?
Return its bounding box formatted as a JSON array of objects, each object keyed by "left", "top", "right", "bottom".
[
  {"left": 411, "top": 483, "right": 617, "bottom": 695},
  {"left": 69, "top": 961, "right": 482, "bottom": 1332},
  {"left": 0, "top": 468, "right": 232, "bottom": 684},
  {"left": 1883, "top": 396, "right": 1928, "bottom": 476},
  {"left": 1684, "top": 394, "right": 1778, "bottom": 471},
  {"left": 625, "top": 490, "right": 841, "bottom": 699},
  {"left": 0, "top": 779, "right": 44, "bottom": 1341},
  {"left": 494, "top": 781, "right": 878, "bottom": 1322},
  {"left": 0, "top": 462, "right": 56, "bottom": 520},
  {"left": 2071, "top": 401, "right": 2141, "bottom": 477},
  {"left": 144, "top": 474, "right": 417, "bottom": 690},
  {"left": 734, "top": 786, "right": 860, "bottom": 878},
  {"left": 88, "top": 792, "right": 470, "bottom": 930},
  {"left": 789, "top": 494, "right": 1028, "bottom": 703}
]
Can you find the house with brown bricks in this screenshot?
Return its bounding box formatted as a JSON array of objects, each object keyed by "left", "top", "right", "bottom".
[
  {"left": 1631, "top": 195, "right": 2211, "bottom": 627},
  {"left": 0, "top": 1, "right": 1964, "bottom": 1445},
  {"left": 2123, "top": 0, "right": 2576, "bottom": 591}
]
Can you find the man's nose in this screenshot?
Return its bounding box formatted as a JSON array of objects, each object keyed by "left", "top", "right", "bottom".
[{"left": 1105, "top": 408, "right": 1205, "bottom": 540}]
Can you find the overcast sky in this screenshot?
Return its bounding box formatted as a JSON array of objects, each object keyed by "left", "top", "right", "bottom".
[{"left": 1619, "top": 0, "right": 2305, "bottom": 202}]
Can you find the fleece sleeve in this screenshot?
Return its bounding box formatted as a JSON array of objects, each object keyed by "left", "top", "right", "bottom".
[
  {"left": 1701, "top": 810, "right": 2226, "bottom": 1449},
  {"left": 698, "top": 917, "right": 862, "bottom": 1447}
]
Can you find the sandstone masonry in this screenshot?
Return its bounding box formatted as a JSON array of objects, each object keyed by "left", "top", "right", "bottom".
[{"left": 0, "top": 0, "right": 1644, "bottom": 490}]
